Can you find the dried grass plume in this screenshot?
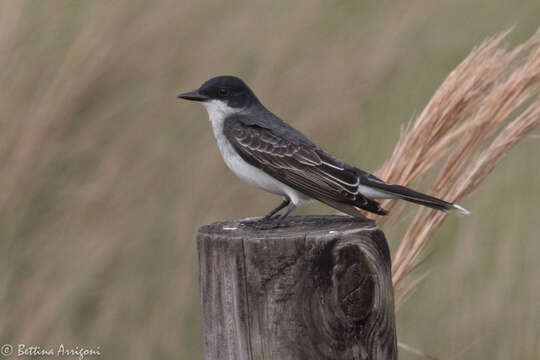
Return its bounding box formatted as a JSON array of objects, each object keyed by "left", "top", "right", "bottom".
[{"left": 372, "top": 28, "right": 540, "bottom": 307}]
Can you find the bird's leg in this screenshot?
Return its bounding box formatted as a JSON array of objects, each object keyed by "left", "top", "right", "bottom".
[
  {"left": 263, "top": 197, "right": 290, "bottom": 220},
  {"left": 248, "top": 203, "right": 297, "bottom": 230},
  {"left": 242, "top": 201, "right": 297, "bottom": 230},
  {"left": 278, "top": 202, "right": 297, "bottom": 220},
  {"left": 240, "top": 198, "right": 291, "bottom": 227}
]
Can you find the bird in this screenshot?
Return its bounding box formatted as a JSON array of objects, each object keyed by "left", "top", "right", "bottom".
[{"left": 178, "top": 75, "right": 469, "bottom": 223}]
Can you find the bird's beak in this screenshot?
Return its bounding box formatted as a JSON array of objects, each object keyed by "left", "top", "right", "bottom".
[{"left": 177, "top": 90, "right": 209, "bottom": 102}]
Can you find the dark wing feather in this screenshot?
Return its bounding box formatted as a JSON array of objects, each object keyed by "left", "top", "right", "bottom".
[{"left": 224, "top": 116, "right": 388, "bottom": 216}]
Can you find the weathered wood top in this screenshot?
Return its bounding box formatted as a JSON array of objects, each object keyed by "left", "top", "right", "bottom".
[{"left": 200, "top": 215, "right": 382, "bottom": 244}]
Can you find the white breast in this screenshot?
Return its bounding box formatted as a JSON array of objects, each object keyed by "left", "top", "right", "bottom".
[{"left": 202, "top": 100, "right": 311, "bottom": 205}]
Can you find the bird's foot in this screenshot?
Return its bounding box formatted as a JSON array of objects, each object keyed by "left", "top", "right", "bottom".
[
  {"left": 240, "top": 217, "right": 265, "bottom": 225},
  {"left": 251, "top": 221, "right": 288, "bottom": 230},
  {"left": 239, "top": 216, "right": 286, "bottom": 230}
]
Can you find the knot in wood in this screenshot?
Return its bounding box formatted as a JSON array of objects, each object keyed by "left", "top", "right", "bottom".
[{"left": 197, "top": 215, "right": 397, "bottom": 360}]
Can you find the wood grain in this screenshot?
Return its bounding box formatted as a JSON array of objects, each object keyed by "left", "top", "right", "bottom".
[{"left": 197, "top": 215, "right": 397, "bottom": 360}]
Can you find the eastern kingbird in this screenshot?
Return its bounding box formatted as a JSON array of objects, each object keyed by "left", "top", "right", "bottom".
[{"left": 178, "top": 76, "right": 469, "bottom": 221}]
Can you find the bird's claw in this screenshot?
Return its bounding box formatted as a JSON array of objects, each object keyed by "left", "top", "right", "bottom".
[{"left": 239, "top": 216, "right": 286, "bottom": 229}]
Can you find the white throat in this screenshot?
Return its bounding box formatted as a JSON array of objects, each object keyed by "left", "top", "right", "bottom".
[
  {"left": 202, "top": 100, "right": 240, "bottom": 134},
  {"left": 201, "top": 99, "right": 244, "bottom": 165}
]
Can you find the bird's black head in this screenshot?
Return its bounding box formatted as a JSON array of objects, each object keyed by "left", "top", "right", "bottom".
[{"left": 178, "top": 75, "right": 259, "bottom": 109}]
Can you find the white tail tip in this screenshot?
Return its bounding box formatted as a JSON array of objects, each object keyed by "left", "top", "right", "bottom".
[{"left": 453, "top": 204, "right": 471, "bottom": 215}]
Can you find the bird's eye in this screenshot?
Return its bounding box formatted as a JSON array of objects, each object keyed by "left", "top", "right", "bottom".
[{"left": 218, "top": 87, "right": 229, "bottom": 97}]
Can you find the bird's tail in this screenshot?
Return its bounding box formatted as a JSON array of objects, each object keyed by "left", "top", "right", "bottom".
[{"left": 360, "top": 179, "right": 470, "bottom": 215}]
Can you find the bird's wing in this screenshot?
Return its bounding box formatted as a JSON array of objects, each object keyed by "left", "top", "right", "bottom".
[{"left": 223, "top": 116, "right": 387, "bottom": 216}]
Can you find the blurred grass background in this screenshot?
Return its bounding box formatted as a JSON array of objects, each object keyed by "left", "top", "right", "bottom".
[{"left": 0, "top": 1, "right": 539, "bottom": 359}]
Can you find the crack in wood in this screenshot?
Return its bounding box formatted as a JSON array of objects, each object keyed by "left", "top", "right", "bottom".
[{"left": 198, "top": 215, "right": 397, "bottom": 360}]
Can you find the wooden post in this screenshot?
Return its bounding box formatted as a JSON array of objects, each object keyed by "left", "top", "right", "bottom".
[{"left": 197, "top": 215, "right": 397, "bottom": 360}]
